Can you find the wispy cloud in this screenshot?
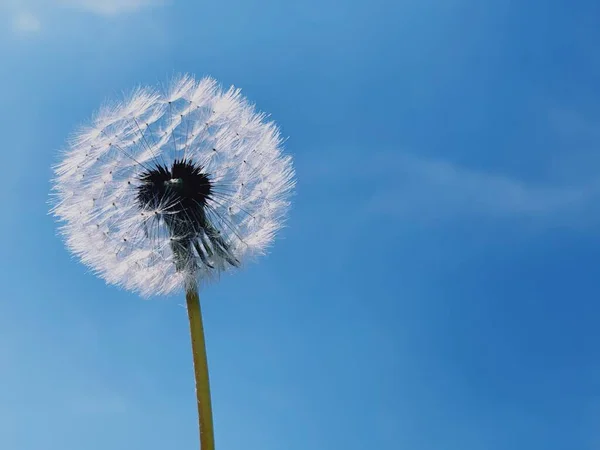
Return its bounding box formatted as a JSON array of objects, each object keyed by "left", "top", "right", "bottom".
[
  {"left": 549, "top": 108, "right": 600, "bottom": 141},
  {"left": 65, "top": 388, "right": 133, "bottom": 415},
  {"left": 302, "top": 149, "right": 600, "bottom": 227},
  {"left": 2, "top": 0, "right": 163, "bottom": 35},
  {"left": 58, "top": 0, "right": 163, "bottom": 16},
  {"left": 367, "top": 153, "right": 596, "bottom": 222},
  {"left": 11, "top": 11, "right": 41, "bottom": 34}
]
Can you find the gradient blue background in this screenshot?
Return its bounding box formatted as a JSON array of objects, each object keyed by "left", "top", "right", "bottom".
[{"left": 1, "top": 1, "right": 600, "bottom": 449}]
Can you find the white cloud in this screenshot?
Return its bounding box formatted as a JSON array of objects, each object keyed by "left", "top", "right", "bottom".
[
  {"left": 303, "top": 149, "right": 600, "bottom": 226},
  {"left": 2, "top": 0, "right": 163, "bottom": 31},
  {"left": 548, "top": 108, "right": 600, "bottom": 141},
  {"left": 58, "top": 0, "right": 163, "bottom": 16},
  {"left": 2, "top": 0, "right": 165, "bottom": 38},
  {"left": 12, "top": 11, "right": 41, "bottom": 34},
  {"left": 66, "top": 389, "right": 132, "bottom": 415},
  {"left": 371, "top": 153, "right": 594, "bottom": 220}
]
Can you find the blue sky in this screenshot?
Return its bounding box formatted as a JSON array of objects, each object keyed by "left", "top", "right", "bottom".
[{"left": 1, "top": 0, "right": 600, "bottom": 449}]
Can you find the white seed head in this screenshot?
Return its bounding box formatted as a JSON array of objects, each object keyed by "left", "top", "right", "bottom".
[{"left": 51, "top": 74, "right": 295, "bottom": 297}]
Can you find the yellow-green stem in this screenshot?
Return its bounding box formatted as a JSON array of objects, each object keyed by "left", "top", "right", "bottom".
[{"left": 186, "top": 286, "right": 215, "bottom": 450}]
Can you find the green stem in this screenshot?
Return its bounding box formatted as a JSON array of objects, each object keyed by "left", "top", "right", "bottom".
[{"left": 186, "top": 285, "right": 215, "bottom": 450}]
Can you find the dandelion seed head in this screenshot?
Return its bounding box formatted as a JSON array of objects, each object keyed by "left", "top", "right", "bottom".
[{"left": 51, "top": 74, "right": 295, "bottom": 297}]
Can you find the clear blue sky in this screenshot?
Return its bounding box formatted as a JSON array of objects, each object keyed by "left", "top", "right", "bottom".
[{"left": 1, "top": 1, "right": 600, "bottom": 449}]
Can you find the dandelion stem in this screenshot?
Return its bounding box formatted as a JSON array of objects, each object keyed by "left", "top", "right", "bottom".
[{"left": 186, "top": 285, "right": 215, "bottom": 450}]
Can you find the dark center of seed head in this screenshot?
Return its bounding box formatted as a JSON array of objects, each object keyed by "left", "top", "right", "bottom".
[
  {"left": 135, "top": 159, "right": 239, "bottom": 271},
  {"left": 136, "top": 159, "right": 212, "bottom": 214}
]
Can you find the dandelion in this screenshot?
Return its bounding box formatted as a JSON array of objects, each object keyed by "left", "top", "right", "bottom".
[{"left": 50, "top": 75, "right": 295, "bottom": 450}]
